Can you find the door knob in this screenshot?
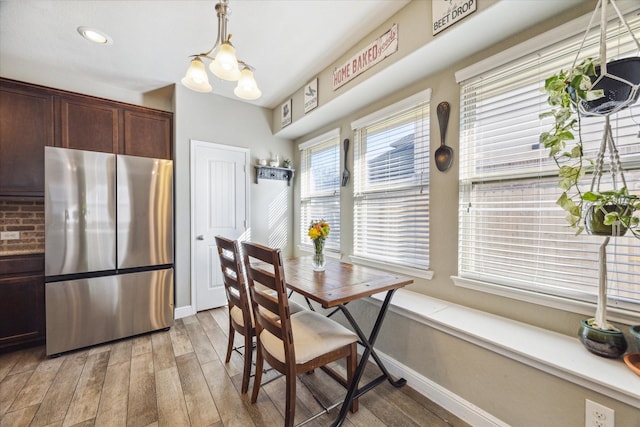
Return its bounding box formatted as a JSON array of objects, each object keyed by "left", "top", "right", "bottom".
[{"left": 196, "top": 235, "right": 205, "bottom": 240}]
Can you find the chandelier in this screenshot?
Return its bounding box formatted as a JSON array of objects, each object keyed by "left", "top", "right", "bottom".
[{"left": 181, "top": 0, "right": 262, "bottom": 100}]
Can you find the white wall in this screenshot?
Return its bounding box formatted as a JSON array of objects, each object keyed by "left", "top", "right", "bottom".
[
  {"left": 173, "top": 85, "right": 294, "bottom": 309},
  {"left": 284, "top": 1, "right": 640, "bottom": 425}
]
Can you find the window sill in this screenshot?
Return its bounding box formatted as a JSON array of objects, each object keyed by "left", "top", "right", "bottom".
[
  {"left": 349, "top": 255, "right": 434, "bottom": 280},
  {"left": 369, "top": 290, "right": 640, "bottom": 409},
  {"left": 452, "top": 276, "right": 640, "bottom": 326}
]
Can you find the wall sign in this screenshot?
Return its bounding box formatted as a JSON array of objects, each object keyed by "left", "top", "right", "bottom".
[
  {"left": 333, "top": 24, "right": 398, "bottom": 90},
  {"left": 432, "top": 0, "right": 476, "bottom": 35},
  {"left": 281, "top": 99, "right": 292, "bottom": 128},
  {"left": 304, "top": 78, "right": 318, "bottom": 113}
]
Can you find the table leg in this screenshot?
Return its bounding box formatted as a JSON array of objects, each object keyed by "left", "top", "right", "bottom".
[
  {"left": 303, "top": 296, "right": 345, "bottom": 319},
  {"left": 330, "top": 289, "right": 406, "bottom": 427},
  {"left": 303, "top": 295, "right": 315, "bottom": 311}
]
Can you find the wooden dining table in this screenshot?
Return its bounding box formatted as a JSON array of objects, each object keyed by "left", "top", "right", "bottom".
[{"left": 281, "top": 256, "right": 414, "bottom": 427}]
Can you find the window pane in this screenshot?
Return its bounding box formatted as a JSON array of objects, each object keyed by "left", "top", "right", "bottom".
[
  {"left": 354, "top": 189, "right": 429, "bottom": 269},
  {"left": 354, "top": 98, "right": 430, "bottom": 269},
  {"left": 300, "top": 137, "right": 340, "bottom": 251},
  {"left": 301, "top": 196, "right": 341, "bottom": 251}
]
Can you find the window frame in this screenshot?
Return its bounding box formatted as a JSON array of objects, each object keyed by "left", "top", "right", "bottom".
[
  {"left": 454, "top": 7, "right": 640, "bottom": 325},
  {"left": 299, "top": 129, "right": 341, "bottom": 254},
  {"left": 350, "top": 89, "right": 434, "bottom": 279}
]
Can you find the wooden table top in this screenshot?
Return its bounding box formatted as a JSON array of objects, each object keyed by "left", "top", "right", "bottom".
[{"left": 282, "top": 256, "right": 413, "bottom": 308}]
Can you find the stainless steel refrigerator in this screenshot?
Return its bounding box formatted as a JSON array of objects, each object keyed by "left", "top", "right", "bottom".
[{"left": 44, "top": 146, "right": 174, "bottom": 355}]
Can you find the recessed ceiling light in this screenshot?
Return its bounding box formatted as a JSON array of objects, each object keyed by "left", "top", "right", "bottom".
[{"left": 77, "top": 26, "right": 113, "bottom": 45}]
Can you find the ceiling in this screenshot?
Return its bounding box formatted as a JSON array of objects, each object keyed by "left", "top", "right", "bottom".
[
  {"left": 0, "top": 0, "right": 410, "bottom": 109},
  {"left": 0, "top": 0, "right": 602, "bottom": 139}
]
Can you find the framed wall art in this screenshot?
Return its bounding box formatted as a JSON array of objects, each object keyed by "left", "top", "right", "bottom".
[
  {"left": 281, "top": 98, "right": 292, "bottom": 127},
  {"left": 304, "top": 78, "right": 318, "bottom": 113},
  {"left": 432, "top": 0, "right": 476, "bottom": 35}
]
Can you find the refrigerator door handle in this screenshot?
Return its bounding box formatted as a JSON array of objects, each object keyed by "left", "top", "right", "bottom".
[{"left": 196, "top": 235, "right": 205, "bottom": 240}]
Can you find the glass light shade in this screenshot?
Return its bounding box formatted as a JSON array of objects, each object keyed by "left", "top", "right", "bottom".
[
  {"left": 210, "top": 42, "right": 241, "bottom": 81},
  {"left": 234, "top": 68, "right": 262, "bottom": 100},
  {"left": 181, "top": 57, "right": 212, "bottom": 93}
]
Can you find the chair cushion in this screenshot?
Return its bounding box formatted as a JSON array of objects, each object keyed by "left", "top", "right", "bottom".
[
  {"left": 259, "top": 310, "right": 358, "bottom": 364},
  {"left": 230, "top": 294, "right": 304, "bottom": 329},
  {"left": 229, "top": 305, "right": 249, "bottom": 328},
  {"left": 287, "top": 299, "right": 305, "bottom": 316}
]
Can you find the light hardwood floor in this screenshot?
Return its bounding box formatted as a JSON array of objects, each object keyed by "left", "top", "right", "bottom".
[{"left": 0, "top": 307, "right": 469, "bottom": 427}]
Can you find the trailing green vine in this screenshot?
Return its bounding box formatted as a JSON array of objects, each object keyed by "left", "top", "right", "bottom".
[{"left": 539, "top": 57, "right": 640, "bottom": 238}]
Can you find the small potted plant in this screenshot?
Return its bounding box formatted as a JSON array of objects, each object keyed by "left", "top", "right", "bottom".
[{"left": 583, "top": 188, "right": 640, "bottom": 238}]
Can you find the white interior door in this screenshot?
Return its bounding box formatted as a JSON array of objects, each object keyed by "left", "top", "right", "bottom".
[{"left": 191, "top": 140, "right": 249, "bottom": 312}]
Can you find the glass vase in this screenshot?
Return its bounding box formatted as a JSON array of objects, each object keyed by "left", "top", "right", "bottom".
[{"left": 312, "top": 239, "right": 326, "bottom": 272}]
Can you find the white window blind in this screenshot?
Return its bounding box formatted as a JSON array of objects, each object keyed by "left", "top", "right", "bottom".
[
  {"left": 300, "top": 130, "right": 341, "bottom": 251},
  {"left": 352, "top": 90, "right": 431, "bottom": 270},
  {"left": 458, "top": 13, "right": 640, "bottom": 312}
]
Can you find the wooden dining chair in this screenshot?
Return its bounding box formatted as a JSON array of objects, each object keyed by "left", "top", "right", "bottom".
[
  {"left": 215, "top": 235, "right": 305, "bottom": 394},
  {"left": 215, "top": 235, "right": 255, "bottom": 394},
  {"left": 241, "top": 241, "right": 359, "bottom": 427}
]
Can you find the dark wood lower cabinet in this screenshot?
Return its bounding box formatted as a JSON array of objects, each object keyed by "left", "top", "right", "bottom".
[{"left": 0, "top": 254, "right": 45, "bottom": 352}]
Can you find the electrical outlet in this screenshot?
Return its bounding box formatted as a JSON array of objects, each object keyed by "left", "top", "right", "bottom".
[
  {"left": 0, "top": 231, "right": 20, "bottom": 240},
  {"left": 586, "top": 399, "right": 614, "bottom": 427}
]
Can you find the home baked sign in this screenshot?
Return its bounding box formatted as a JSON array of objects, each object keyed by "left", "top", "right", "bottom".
[
  {"left": 432, "top": 0, "right": 476, "bottom": 35},
  {"left": 333, "top": 24, "right": 398, "bottom": 90}
]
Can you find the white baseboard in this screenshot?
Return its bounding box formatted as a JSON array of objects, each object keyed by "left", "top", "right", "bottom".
[
  {"left": 374, "top": 348, "right": 509, "bottom": 427},
  {"left": 174, "top": 305, "right": 196, "bottom": 319}
]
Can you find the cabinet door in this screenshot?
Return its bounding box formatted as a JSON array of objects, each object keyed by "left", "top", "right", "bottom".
[
  {"left": 0, "top": 254, "right": 45, "bottom": 352},
  {"left": 60, "top": 95, "right": 119, "bottom": 153},
  {"left": 122, "top": 109, "right": 172, "bottom": 159},
  {"left": 0, "top": 274, "right": 45, "bottom": 351},
  {"left": 0, "top": 81, "right": 54, "bottom": 197}
]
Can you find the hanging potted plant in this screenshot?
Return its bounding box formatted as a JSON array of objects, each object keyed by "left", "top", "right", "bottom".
[
  {"left": 539, "top": 0, "right": 640, "bottom": 358},
  {"left": 540, "top": 59, "right": 640, "bottom": 240},
  {"left": 575, "top": 0, "right": 640, "bottom": 117}
]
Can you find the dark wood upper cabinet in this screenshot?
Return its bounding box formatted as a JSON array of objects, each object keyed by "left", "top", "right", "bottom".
[
  {"left": 0, "top": 80, "right": 54, "bottom": 197},
  {"left": 122, "top": 109, "right": 172, "bottom": 159},
  {"left": 60, "top": 95, "right": 120, "bottom": 153},
  {"left": 0, "top": 78, "right": 173, "bottom": 199}
]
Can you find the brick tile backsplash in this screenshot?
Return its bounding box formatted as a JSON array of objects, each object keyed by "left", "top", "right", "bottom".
[{"left": 0, "top": 200, "right": 45, "bottom": 255}]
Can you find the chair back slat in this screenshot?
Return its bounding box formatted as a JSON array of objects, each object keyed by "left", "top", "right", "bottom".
[
  {"left": 247, "top": 266, "right": 277, "bottom": 291},
  {"left": 251, "top": 288, "right": 285, "bottom": 340},
  {"left": 219, "top": 255, "right": 243, "bottom": 307},
  {"left": 225, "top": 282, "right": 242, "bottom": 309},
  {"left": 215, "top": 236, "right": 251, "bottom": 320},
  {"left": 250, "top": 279, "right": 281, "bottom": 315}
]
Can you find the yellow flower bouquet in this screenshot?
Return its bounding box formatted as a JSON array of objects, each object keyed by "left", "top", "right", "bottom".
[
  {"left": 308, "top": 219, "right": 330, "bottom": 243},
  {"left": 308, "top": 220, "right": 329, "bottom": 271}
]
